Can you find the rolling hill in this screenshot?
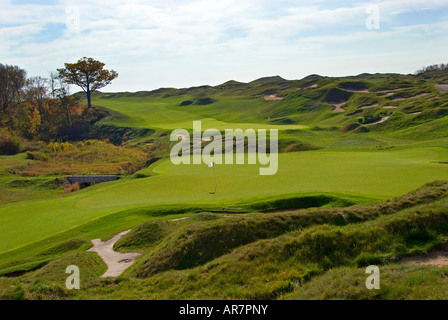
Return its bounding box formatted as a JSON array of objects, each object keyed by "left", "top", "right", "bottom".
[{"left": 1, "top": 68, "right": 448, "bottom": 300}]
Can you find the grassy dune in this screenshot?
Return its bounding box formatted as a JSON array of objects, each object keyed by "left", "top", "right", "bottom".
[{"left": 2, "top": 181, "right": 448, "bottom": 299}]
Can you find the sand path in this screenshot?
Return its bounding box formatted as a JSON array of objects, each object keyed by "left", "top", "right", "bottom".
[
  {"left": 88, "top": 230, "right": 141, "bottom": 278},
  {"left": 403, "top": 244, "right": 448, "bottom": 267}
]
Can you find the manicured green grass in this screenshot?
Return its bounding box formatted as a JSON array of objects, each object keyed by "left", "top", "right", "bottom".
[
  {"left": 0, "top": 146, "right": 447, "bottom": 255},
  {"left": 93, "top": 96, "right": 308, "bottom": 130}
]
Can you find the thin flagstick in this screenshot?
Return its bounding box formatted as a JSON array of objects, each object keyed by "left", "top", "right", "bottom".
[{"left": 213, "top": 164, "right": 217, "bottom": 194}]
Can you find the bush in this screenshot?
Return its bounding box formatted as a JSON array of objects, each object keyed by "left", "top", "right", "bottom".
[
  {"left": 64, "top": 182, "right": 80, "bottom": 193},
  {"left": 26, "top": 151, "right": 50, "bottom": 162},
  {"left": 0, "top": 128, "right": 21, "bottom": 155}
]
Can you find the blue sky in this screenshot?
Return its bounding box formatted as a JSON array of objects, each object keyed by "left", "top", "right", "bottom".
[{"left": 1, "top": 0, "right": 448, "bottom": 92}]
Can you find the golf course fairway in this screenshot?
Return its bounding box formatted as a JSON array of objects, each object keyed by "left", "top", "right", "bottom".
[{"left": 1, "top": 146, "right": 448, "bottom": 255}]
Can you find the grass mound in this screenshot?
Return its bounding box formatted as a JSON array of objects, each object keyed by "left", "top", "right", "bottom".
[
  {"left": 114, "top": 220, "right": 174, "bottom": 252},
  {"left": 133, "top": 181, "right": 448, "bottom": 278}
]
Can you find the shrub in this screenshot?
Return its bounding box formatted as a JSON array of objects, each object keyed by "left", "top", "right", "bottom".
[
  {"left": 0, "top": 128, "right": 21, "bottom": 155},
  {"left": 26, "top": 151, "right": 50, "bottom": 162},
  {"left": 64, "top": 182, "right": 80, "bottom": 193}
]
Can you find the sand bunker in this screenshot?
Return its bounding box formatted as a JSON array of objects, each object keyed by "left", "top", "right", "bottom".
[
  {"left": 359, "top": 103, "right": 379, "bottom": 109},
  {"left": 436, "top": 84, "right": 448, "bottom": 92},
  {"left": 304, "top": 84, "right": 318, "bottom": 89},
  {"left": 329, "top": 101, "right": 346, "bottom": 113},
  {"left": 366, "top": 116, "right": 390, "bottom": 125},
  {"left": 390, "top": 96, "right": 406, "bottom": 101},
  {"left": 264, "top": 94, "right": 284, "bottom": 101},
  {"left": 413, "top": 93, "right": 430, "bottom": 98},
  {"left": 390, "top": 92, "right": 430, "bottom": 101},
  {"left": 403, "top": 245, "right": 448, "bottom": 267},
  {"left": 88, "top": 230, "right": 141, "bottom": 278},
  {"left": 169, "top": 217, "right": 190, "bottom": 222},
  {"left": 346, "top": 88, "right": 369, "bottom": 93},
  {"left": 383, "top": 106, "right": 397, "bottom": 109}
]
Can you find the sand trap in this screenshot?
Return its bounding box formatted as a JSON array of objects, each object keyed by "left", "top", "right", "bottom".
[
  {"left": 436, "top": 84, "right": 448, "bottom": 92},
  {"left": 169, "top": 217, "right": 190, "bottom": 222},
  {"left": 390, "top": 92, "right": 430, "bottom": 101},
  {"left": 390, "top": 97, "right": 406, "bottom": 101},
  {"left": 88, "top": 230, "right": 141, "bottom": 278},
  {"left": 346, "top": 88, "right": 369, "bottom": 93},
  {"left": 264, "top": 94, "right": 284, "bottom": 101},
  {"left": 383, "top": 106, "right": 397, "bottom": 109},
  {"left": 366, "top": 116, "right": 390, "bottom": 125},
  {"left": 403, "top": 245, "right": 448, "bottom": 267},
  {"left": 410, "top": 111, "right": 422, "bottom": 115},
  {"left": 376, "top": 88, "right": 407, "bottom": 93},
  {"left": 329, "top": 101, "right": 346, "bottom": 113},
  {"left": 359, "top": 103, "right": 379, "bottom": 109},
  {"left": 304, "top": 84, "right": 318, "bottom": 89},
  {"left": 413, "top": 93, "right": 430, "bottom": 98}
]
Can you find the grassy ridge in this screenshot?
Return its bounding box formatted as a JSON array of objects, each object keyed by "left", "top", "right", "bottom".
[{"left": 2, "top": 181, "right": 448, "bottom": 299}]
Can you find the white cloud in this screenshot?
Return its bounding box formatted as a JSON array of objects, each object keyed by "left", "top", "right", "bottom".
[{"left": 1, "top": 0, "right": 447, "bottom": 91}]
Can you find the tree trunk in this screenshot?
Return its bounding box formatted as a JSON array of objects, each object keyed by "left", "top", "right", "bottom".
[{"left": 87, "top": 89, "right": 91, "bottom": 109}]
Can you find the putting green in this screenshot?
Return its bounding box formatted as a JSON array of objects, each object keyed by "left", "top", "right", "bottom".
[{"left": 0, "top": 147, "right": 448, "bottom": 254}]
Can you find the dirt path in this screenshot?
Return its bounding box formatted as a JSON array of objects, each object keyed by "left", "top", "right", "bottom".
[
  {"left": 402, "top": 245, "right": 448, "bottom": 267},
  {"left": 88, "top": 230, "right": 141, "bottom": 278}
]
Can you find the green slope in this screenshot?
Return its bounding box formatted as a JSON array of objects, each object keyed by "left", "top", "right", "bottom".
[{"left": 1, "top": 147, "right": 448, "bottom": 254}]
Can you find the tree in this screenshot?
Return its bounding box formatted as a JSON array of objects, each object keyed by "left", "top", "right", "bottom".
[
  {"left": 0, "top": 64, "right": 27, "bottom": 126},
  {"left": 57, "top": 57, "right": 118, "bottom": 109}
]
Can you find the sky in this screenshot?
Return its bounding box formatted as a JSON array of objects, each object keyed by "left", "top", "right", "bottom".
[{"left": 1, "top": 0, "right": 448, "bottom": 92}]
